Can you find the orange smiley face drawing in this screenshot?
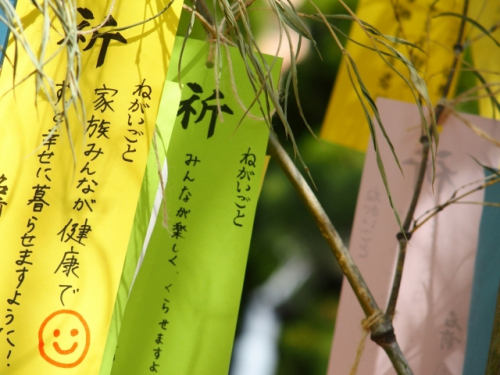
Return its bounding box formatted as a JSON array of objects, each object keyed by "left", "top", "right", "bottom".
[{"left": 38, "top": 310, "right": 90, "bottom": 368}]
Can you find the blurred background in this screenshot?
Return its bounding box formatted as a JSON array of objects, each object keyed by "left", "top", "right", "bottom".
[{"left": 177, "top": 0, "right": 364, "bottom": 373}]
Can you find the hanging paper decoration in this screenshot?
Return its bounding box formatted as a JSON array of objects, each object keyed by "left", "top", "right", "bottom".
[
  {"left": 109, "top": 37, "right": 282, "bottom": 375},
  {"left": 320, "top": 0, "right": 463, "bottom": 151},
  {"left": 328, "top": 98, "right": 500, "bottom": 374},
  {"left": 0, "top": 0, "right": 182, "bottom": 373}
]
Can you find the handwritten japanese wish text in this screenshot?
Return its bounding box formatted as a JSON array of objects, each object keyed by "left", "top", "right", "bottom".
[
  {"left": 0, "top": 173, "right": 8, "bottom": 217},
  {"left": 0, "top": 1, "right": 182, "bottom": 373}
]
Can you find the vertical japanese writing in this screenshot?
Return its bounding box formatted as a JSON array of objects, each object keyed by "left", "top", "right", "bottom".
[
  {"left": 440, "top": 311, "right": 462, "bottom": 351},
  {"left": 74, "top": 84, "right": 115, "bottom": 215},
  {"left": 234, "top": 148, "right": 257, "bottom": 227},
  {"left": 52, "top": 81, "right": 117, "bottom": 313},
  {"left": 357, "top": 186, "right": 380, "bottom": 259},
  {"left": 404, "top": 150, "right": 456, "bottom": 188},
  {"left": 148, "top": 153, "right": 201, "bottom": 372},
  {"left": 123, "top": 79, "right": 151, "bottom": 163},
  {"left": 149, "top": 284, "right": 171, "bottom": 373},
  {"left": 52, "top": 82, "right": 116, "bottom": 318},
  {"left": 1, "top": 128, "right": 59, "bottom": 366},
  {"left": 0, "top": 173, "right": 8, "bottom": 217}
]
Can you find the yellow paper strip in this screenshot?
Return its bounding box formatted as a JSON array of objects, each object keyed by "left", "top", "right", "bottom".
[
  {"left": 0, "top": 1, "right": 182, "bottom": 373},
  {"left": 321, "top": 0, "right": 463, "bottom": 151},
  {"left": 470, "top": 1, "right": 500, "bottom": 119}
]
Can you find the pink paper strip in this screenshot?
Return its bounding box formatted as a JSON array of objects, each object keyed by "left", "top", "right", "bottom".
[{"left": 328, "top": 98, "right": 500, "bottom": 375}]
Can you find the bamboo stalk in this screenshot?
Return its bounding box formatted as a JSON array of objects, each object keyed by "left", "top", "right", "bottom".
[{"left": 268, "top": 132, "right": 413, "bottom": 375}]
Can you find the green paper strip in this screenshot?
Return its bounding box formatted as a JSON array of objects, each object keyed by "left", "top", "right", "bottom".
[
  {"left": 110, "top": 37, "right": 282, "bottom": 375},
  {"left": 99, "top": 81, "right": 182, "bottom": 375}
]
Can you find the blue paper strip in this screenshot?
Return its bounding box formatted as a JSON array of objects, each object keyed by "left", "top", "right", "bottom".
[
  {"left": 462, "top": 169, "right": 500, "bottom": 374},
  {"left": 0, "top": 1, "right": 17, "bottom": 67}
]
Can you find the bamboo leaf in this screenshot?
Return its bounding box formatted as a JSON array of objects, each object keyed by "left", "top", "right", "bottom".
[
  {"left": 470, "top": 155, "right": 500, "bottom": 177},
  {"left": 470, "top": 69, "right": 500, "bottom": 116},
  {"left": 284, "top": 30, "right": 317, "bottom": 137},
  {"left": 376, "top": 41, "right": 438, "bottom": 179},
  {"left": 373, "top": 33, "right": 425, "bottom": 54},
  {"left": 346, "top": 54, "right": 402, "bottom": 173},
  {"left": 434, "top": 12, "right": 500, "bottom": 48},
  {"left": 308, "top": 15, "right": 414, "bottom": 63},
  {"left": 274, "top": 0, "right": 316, "bottom": 46},
  {"left": 345, "top": 55, "right": 404, "bottom": 233},
  {"left": 311, "top": 3, "right": 437, "bottom": 182}
]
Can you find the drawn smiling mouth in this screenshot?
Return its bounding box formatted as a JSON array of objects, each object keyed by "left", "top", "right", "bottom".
[{"left": 53, "top": 342, "right": 78, "bottom": 355}]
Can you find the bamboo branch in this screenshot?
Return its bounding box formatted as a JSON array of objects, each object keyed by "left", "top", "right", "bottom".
[
  {"left": 412, "top": 175, "right": 500, "bottom": 233},
  {"left": 385, "top": 0, "right": 469, "bottom": 320},
  {"left": 190, "top": 0, "right": 214, "bottom": 32},
  {"left": 268, "top": 132, "right": 413, "bottom": 375},
  {"left": 182, "top": 4, "right": 235, "bottom": 45}
]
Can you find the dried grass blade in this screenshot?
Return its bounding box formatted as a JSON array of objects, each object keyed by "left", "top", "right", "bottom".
[
  {"left": 451, "top": 109, "right": 500, "bottom": 147},
  {"left": 346, "top": 54, "right": 403, "bottom": 173},
  {"left": 283, "top": 28, "right": 316, "bottom": 137},
  {"left": 345, "top": 55, "right": 403, "bottom": 232},
  {"left": 470, "top": 69, "right": 500, "bottom": 116},
  {"left": 434, "top": 12, "right": 500, "bottom": 48}
]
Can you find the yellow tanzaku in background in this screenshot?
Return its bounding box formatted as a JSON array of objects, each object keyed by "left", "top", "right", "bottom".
[
  {"left": 321, "top": 0, "right": 463, "bottom": 152},
  {"left": 0, "top": 0, "right": 182, "bottom": 373},
  {"left": 469, "top": 1, "right": 500, "bottom": 120}
]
